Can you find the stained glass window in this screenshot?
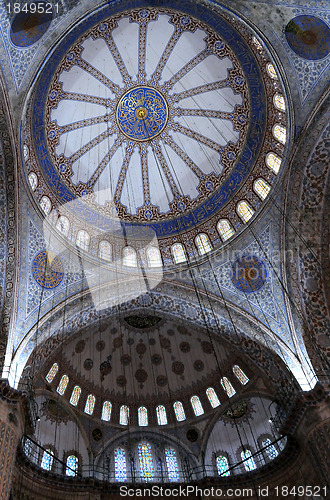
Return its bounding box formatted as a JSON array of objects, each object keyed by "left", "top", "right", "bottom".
[
  {"left": 273, "top": 124, "right": 286, "bottom": 145},
  {"left": 237, "top": 201, "right": 254, "bottom": 223},
  {"left": 120, "top": 405, "right": 129, "bottom": 425},
  {"left": 217, "top": 219, "right": 235, "bottom": 242},
  {"left": 45, "top": 363, "right": 58, "bottom": 383},
  {"left": 138, "top": 442, "right": 154, "bottom": 482},
  {"left": 69, "top": 386, "right": 81, "bottom": 406},
  {"left": 265, "top": 152, "right": 281, "bottom": 174},
  {"left": 101, "top": 401, "right": 112, "bottom": 422},
  {"left": 40, "top": 196, "right": 51, "bottom": 215},
  {"left": 266, "top": 63, "right": 278, "bottom": 79},
  {"left": 206, "top": 387, "right": 220, "bottom": 408},
  {"left": 233, "top": 365, "right": 249, "bottom": 385},
  {"left": 195, "top": 234, "right": 212, "bottom": 255},
  {"left": 41, "top": 449, "right": 54, "bottom": 471},
  {"left": 66, "top": 455, "right": 78, "bottom": 476},
  {"left": 253, "top": 178, "right": 271, "bottom": 200},
  {"left": 84, "top": 394, "right": 95, "bottom": 415},
  {"left": 165, "top": 448, "right": 180, "bottom": 482},
  {"left": 115, "top": 447, "right": 127, "bottom": 482},
  {"left": 216, "top": 456, "right": 230, "bottom": 476},
  {"left": 221, "top": 377, "right": 236, "bottom": 398},
  {"left": 172, "top": 243, "right": 187, "bottom": 264},
  {"left": 147, "top": 247, "right": 162, "bottom": 267},
  {"left": 24, "top": 438, "right": 32, "bottom": 456},
  {"left": 190, "top": 395, "right": 204, "bottom": 416},
  {"left": 156, "top": 405, "right": 168, "bottom": 425},
  {"left": 262, "top": 438, "right": 279, "bottom": 460},
  {"left": 23, "top": 144, "right": 29, "bottom": 160},
  {"left": 98, "top": 241, "right": 112, "bottom": 261},
  {"left": 28, "top": 172, "right": 38, "bottom": 191},
  {"left": 76, "top": 230, "right": 90, "bottom": 251},
  {"left": 56, "top": 374, "right": 69, "bottom": 395},
  {"left": 252, "top": 36, "right": 262, "bottom": 50},
  {"left": 56, "top": 216, "right": 70, "bottom": 236},
  {"left": 273, "top": 93, "right": 286, "bottom": 112},
  {"left": 138, "top": 406, "right": 148, "bottom": 426},
  {"left": 123, "top": 246, "right": 137, "bottom": 267},
  {"left": 173, "top": 401, "right": 186, "bottom": 422},
  {"left": 241, "top": 449, "right": 257, "bottom": 471}
]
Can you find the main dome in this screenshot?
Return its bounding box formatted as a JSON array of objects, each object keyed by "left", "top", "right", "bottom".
[{"left": 23, "top": 0, "right": 288, "bottom": 255}]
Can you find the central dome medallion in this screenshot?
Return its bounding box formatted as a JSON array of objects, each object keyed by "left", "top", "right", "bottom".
[{"left": 116, "top": 86, "right": 168, "bottom": 141}]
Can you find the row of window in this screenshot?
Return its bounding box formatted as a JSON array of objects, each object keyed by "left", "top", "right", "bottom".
[
  {"left": 36, "top": 442, "right": 180, "bottom": 482},
  {"left": 45, "top": 363, "right": 248, "bottom": 424},
  {"left": 216, "top": 438, "right": 279, "bottom": 477},
  {"left": 28, "top": 144, "right": 284, "bottom": 265}
]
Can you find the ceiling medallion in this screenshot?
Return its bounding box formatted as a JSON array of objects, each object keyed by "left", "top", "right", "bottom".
[
  {"left": 124, "top": 315, "right": 162, "bottom": 329},
  {"left": 31, "top": 251, "right": 64, "bottom": 289},
  {"left": 116, "top": 87, "right": 168, "bottom": 141},
  {"left": 224, "top": 400, "right": 248, "bottom": 420},
  {"left": 231, "top": 255, "right": 267, "bottom": 293}
]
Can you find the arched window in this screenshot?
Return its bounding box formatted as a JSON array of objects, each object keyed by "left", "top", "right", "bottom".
[
  {"left": 138, "top": 442, "right": 154, "bottom": 482},
  {"left": 206, "top": 388, "right": 220, "bottom": 408},
  {"left": 165, "top": 447, "right": 180, "bottom": 482},
  {"left": 156, "top": 405, "right": 168, "bottom": 426},
  {"left": 266, "top": 63, "right": 278, "bottom": 79},
  {"left": 123, "top": 246, "right": 137, "bottom": 267},
  {"left": 23, "top": 144, "right": 29, "bottom": 161},
  {"left": 56, "top": 216, "right": 70, "bottom": 236},
  {"left": 76, "top": 230, "right": 90, "bottom": 251},
  {"left": 45, "top": 363, "right": 58, "bottom": 383},
  {"left": 273, "top": 124, "right": 286, "bottom": 145},
  {"left": 40, "top": 196, "right": 51, "bottom": 215},
  {"left": 171, "top": 243, "right": 187, "bottom": 264},
  {"left": 28, "top": 172, "right": 38, "bottom": 191},
  {"left": 138, "top": 406, "right": 148, "bottom": 426},
  {"left": 56, "top": 374, "right": 69, "bottom": 395},
  {"left": 273, "top": 93, "right": 286, "bottom": 112},
  {"left": 190, "top": 395, "right": 204, "bottom": 416},
  {"left": 120, "top": 405, "right": 129, "bottom": 425},
  {"left": 66, "top": 455, "right": 78, "bottom": 476},
  {"left": 101, "top": 401, "right": 112, "bottom": 422},
  {"left": 24, "top": 438, "right": 32, "bottom": 456},
  {"left": 221, "top": 377, "right": 236, "bottom": 398},
  {"left": 84, "top": 394, "right": 95, "bottom": 415},
  {"left": 253, "top": 178, "right": 271, "bottom": 200},
  {"left": 265, "top": 152, "right": 281, "bottom": 174},
  {"left": 262, "top": 438, "right": 279, "bottom": 460},
  {"left": 115, "top": 447, "right": 127, "bottom": 482},
  {"left": 69, "top": 386, "right": 81, "bottom": 406},
  {"left": 147, "top": 247, "right": 162, "bottom": 267},
  {"left": 99, "top": 240, "right": 112, "bottom": 261},
  {"left": 233, "top": 365, "right": 249, "bottom": 385},
  {"left": 173, "top": 401, "right": 186, "bottom": 422},
  {"left": 41, "top": 449, "right": 54, "bottom": 471},
  {"left": 217, "top": 219, "right": 235, "bottom": 242},
  {"left": 237, "top": 201, "right": 254, "bottom": 223},
  {"left": 216, "top": 455, "right": 230, "bottom": 476},
  {"left": 241, "top": 449, "right": 257, "bottom": 471},
  {"left": 195, "top": 233, "right": 212, "bottom": 255},
  {"left": 252, "top": 36, "right": 262, "bottom": 50}
]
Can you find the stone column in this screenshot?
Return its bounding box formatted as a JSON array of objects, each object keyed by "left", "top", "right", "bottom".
[{"left": 0, "top": 380, "right": 31, "bottom": 500}]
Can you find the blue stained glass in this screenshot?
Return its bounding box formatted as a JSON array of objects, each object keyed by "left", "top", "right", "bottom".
[
  {"left": 115, "top": 447, "right": 127, "bottom": 482},
  {"left": 138, "top": 442, "right": 154, "bottom": 482},
  {"left": 66, "top": 455, "right": 78, "bottom": 476},
  {"left": 216, "top": 456, "right": 230, "bottom": 476},
  {"left": 262, "top": 439, "right": 279, "bottom": 460},
  {"left": 165, "top": 448, "right": 180, "bottom": 482},
  {"left": 241, "top": 450, "right": 257, "bottom": 471},
  {"left": 41, "top": 449, "right": 54, "bottom": 471}
]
